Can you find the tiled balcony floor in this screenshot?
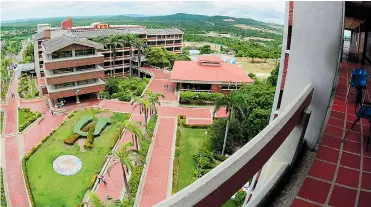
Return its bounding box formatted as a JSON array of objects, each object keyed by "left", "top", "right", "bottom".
[{"left": 292, "top": 62, "right": 371, "bottom": 207}]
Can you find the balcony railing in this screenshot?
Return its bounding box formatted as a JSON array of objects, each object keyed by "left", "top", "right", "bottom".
[{"left": 155, "top": 83, "right": 314, "bottom": 207}]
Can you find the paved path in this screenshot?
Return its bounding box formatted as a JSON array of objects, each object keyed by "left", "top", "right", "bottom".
[{"left": 140, "top": 117, "right": 177, "bottom": 207}]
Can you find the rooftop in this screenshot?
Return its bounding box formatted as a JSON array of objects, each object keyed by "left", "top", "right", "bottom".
[
  {"left": 170, "top": 56, "right": 254, "bottom": 84},
  {"left": 42, "top": 34, "right": 104, "bottom": 54}
]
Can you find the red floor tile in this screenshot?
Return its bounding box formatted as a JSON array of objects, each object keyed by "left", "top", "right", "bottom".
[
  {"left": 340, "top": 152, "right": 361, "bottom": 169},
  {"left": 327, "top": 117, "right": 345, "bottom": 128},
  {"left": 345, "top": 122, "right": 362, "bottom": 132},
  {"left": 332, "top": 104, "right": 346, "bottom": 113},
  {"left": 329, "top": 186, "right": 357, "bottom": 207},
  {"left": 291, "top": 199, "right": 321, "bottom": 207},
  {"left": 333, "top": 99, "right": 346, "bottom": 107},
  {"left": 336, "top": 167, "right": 359, "bottom": 188},
  {"left": 343, "top": 140, "right": 362, "bottom": 155},
  {"left": 298, "top": 178, "right": 330, "bottom": 204},
  {"left": 346, "top": 114, "right": 358, "bottom": 122},
  {"left": 309, "top": 160, "right": 336, "bottom": 181},
  {"left": 321, "top": 134, "right": 341, "bottom": 149},
  {"left": 363, "top": 156, "right": 371, "bottom": 172},
  {"left": 358, "top": 191, "right": 371, "bottom": 207},
  {"left": 346, "top": 131, "right": 362, "bottom": 142},
  {"left": 363, "top": 144, "right": 371, "bottom": 156},
  {"left": 324, "top": 125, "right": 344, "bottom": 138},
  {"left": 316, "top": 146, "right": 339, "bottom": 164},
  {"left": 330, "top": 110, "right": 345, "bottom": 120},
  {"left": 361, "top": 172, "right": 371, "bottom": 190}
]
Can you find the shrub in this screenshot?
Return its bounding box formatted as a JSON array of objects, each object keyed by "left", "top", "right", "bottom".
[
  {"left": 180, "top": 91, "right": 225, "bottom": 104},
  {"left": 118, "top": 92, "right": 132, "bottom": 102},
  {"left": 1, "top": 168, "right": 7, "bottom": 207},
  {"left": 234, "top": 191, "right": 247, "bottom": 206},
  {"left": 84, "top": 124, "right": 96, "bottom": 150},
  {"left": 64, "top": 123, "right": 93, "bottom": 145}
]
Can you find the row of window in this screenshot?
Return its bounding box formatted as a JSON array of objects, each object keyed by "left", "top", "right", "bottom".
[
  {"left": 54, "top": 78, "right": 97, "bottom": 89},
  {"left": 147, "top": 35, "right": 182, "bottom": 39},
  {"left": 52, "top": 64, "right": 96, "bottom": 74},
  {"left": 51, "top": 49, "right": 95, "bottom": 59}
]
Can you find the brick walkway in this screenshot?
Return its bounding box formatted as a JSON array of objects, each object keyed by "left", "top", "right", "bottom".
[
  {"left": 293, "top": 62, "right": 371, "bottom": 207},
  {"left": 4, "top": 79, "right": 19, "bottom": 134},
  {"left": 4, "top": 135, "right": 30, "bottom": 207},
  {"left": 140, "top": 117, "right": 176, "bottom": 207}
]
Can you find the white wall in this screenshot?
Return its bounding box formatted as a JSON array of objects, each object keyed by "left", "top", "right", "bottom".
[{"left": 280, "top": 1, "right": 344, "bottom": 149}]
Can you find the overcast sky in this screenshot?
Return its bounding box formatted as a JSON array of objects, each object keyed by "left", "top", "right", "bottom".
[{"left": 1, "top": 0, "right": 285, "bottom": 24}]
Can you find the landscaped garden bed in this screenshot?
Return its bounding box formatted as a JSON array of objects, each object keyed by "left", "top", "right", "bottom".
[
  {"left": 24, "top": 109, "right": 129, "bottom": 207},
  {"left": 17, "top": 74, "right": 39, "bottom": 99},
  {"left": 100, "top": 77, "right": 150, "bottom": 101},
  {"left": 1, "top": 168, "right": 7, "bottom": 207},
  {"left": 179, "top": 91, "right": 225, "bottom": 105},
  {"left": 18, "top": 108, "right": 42, "bottom": 132},
  {"left": 0, "top": 111, "right": 4, "bottom": 134}
]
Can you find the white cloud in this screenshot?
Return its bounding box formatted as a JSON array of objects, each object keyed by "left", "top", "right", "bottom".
[{"left": 0, "top": 0, "right": 285, "bottom": 24}]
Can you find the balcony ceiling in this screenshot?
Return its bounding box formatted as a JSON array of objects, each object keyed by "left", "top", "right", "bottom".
[{"left": 344, "top": 17, "right": 362, "bottom": 30}]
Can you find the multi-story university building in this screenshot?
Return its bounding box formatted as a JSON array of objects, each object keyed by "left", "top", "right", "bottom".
[{"left": 33, "top": 18, "right": 183, "bottom": 105}]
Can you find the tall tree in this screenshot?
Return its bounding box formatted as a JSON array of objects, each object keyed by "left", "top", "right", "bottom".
[
  {"left": 107, "top": 35, "right": 122, "bottom": 78},
  {"left": 133, "top": 39, "right": 148, "bottom": 76},
  {"left": 213, "top": 93, "right": 246, "bottom": 155},
  {"left": 107, "top": 142, "right": 140, "bottom": 197},
  {"left": 124, "top": 120, "right": 146, "bottom": 150},
  {"left": 86, "top": 192, "right": 123, "bottom": 207},
  {"left": 146, "top": 90, "right": 164, "bottom": 115},
  {"left": 131, "top": 96, "right": 151, "bottom": 134},
  {"left": 121, "top": 34, "right": 138, "bottom": 78}
]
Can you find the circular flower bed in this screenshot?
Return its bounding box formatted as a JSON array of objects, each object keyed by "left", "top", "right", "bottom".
[{"left": 53, "top": 155, "right": 82, "bottom": 176}]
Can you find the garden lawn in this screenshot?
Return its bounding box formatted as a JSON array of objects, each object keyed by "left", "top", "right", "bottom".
[
  {"left": 18, "top": 108, "right": 41, "bottom": 132},
  {"left": 26, "top": 109, "right": 129, "bottom": 207},
  {"left": 222, "top": 199, "right": 237, "bottom": 207},
  {"left": 176, "top": 126, "right": 211, "bottom": 191}
]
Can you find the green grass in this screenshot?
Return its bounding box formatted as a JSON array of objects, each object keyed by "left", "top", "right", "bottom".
[
  {"left": 222, "top": 199, "right": 237, "bottom": 207},
  {"left": 176, "top": 126, "right": 211, "bottom": 191},
  {"left": 18, "top": 108, "right": 41, "bottom": 132},
  {"left": 1, "top": 168, "right": 7, "bottom": 207},
  {"left": 26, "top": 109, "right": 129, "bottom": 207}
]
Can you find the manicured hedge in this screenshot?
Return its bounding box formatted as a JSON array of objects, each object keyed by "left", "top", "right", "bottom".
[
  {"left": 64, "top": 123, "right": 93, "bottom": 145},
  {"left": 84, "top": 124, "right": 96, "bottom": 150},
  {"left": 172, "top": 127, "right": 182, "bottom": 194},
  {"left": 18, "top": 108, "right": 42, "bottom": 132},
  {"left": 93, "top": 118, "right": 111, "bottom": 136},
  {"left": 178, "top": 115, "right": 210, "bottom": 128},
  {"left": 180, "top": 91, "right": 225, "bottom": 104},
  {"left": 1, "top": 168, "right": 7, "bottom": 207},
  {"left": 73, "top": 115, "right": 93, "bottom": 136}
]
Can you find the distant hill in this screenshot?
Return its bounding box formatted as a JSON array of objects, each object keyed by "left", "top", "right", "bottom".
[{"left": 1, "top": 13, "right": 283, "bottom": 40}]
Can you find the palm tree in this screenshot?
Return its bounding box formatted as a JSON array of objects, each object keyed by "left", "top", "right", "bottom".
[
  {"left": 213, "top": 93, "right": 246, "bottom": 156},
  {"left": 124, "top": 120, "right": 146, "bottom": 150},
  {"left": 146, "top": 90, "right": 164, "bottom": 116},
  {"left": 131, "top": 96, "right": 151, "bottom": 134},
  {"left": 86, "top": 192, "right": 123, "bottom": 207},
  {"left": 121, "top": 34, "right": 138, "bottom": 78},
  {"left": 107, "top": 142, "right": 139, "bottom": 197},
  {"left": 133, "top": 39, "right": 148, "bottom": 76},
  {"left": 106, "top": 35, "right": 122, "bottom": 78}
]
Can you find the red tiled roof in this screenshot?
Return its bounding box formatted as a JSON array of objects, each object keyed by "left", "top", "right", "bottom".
[
  {"left": 170, "top": 61, "right": 254, "bottom": 83},
  {"left": 197, "top": 55, "right": 224, "bottom": 62}
]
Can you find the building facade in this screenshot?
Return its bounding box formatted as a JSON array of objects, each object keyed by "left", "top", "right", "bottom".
[{"left": 33, "top": 18, "right": 184, "bottom": 105}]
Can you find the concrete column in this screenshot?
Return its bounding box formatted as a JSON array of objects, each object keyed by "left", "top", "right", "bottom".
[
  {"left": 72, "top": 50, "right": 75, "bottom": 57},
  {"left": 97, "top": 92, "right": 101, "bottom": 100},
  {"left": 278, "top": 1, "right": 344, "bottom": 149},
  {"left": 76, "top": 95, "right": 80, "bottom": 104}
]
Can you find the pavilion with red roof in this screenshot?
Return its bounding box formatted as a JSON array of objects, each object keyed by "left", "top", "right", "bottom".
[{"left": 170, "top": 56, "right": 254, "bottom": 94}]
